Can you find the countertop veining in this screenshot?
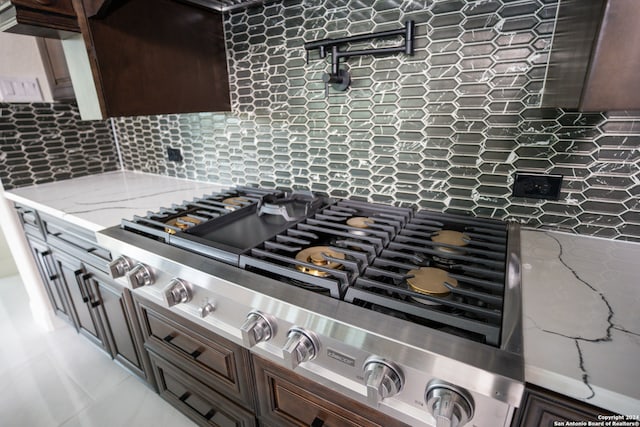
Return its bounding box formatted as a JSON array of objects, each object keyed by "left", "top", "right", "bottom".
[
  {"left": 521, "top": 229, "right": 640, "bottom": 415},
  {"left": 3, "top": 171, "right": 224, "bottom": 232}
]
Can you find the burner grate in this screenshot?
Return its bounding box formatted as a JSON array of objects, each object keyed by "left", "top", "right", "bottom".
[
  {"left": 121, "top": 186, "right": 279, "bottom": 242},
  {"left": 240, "top": 200, "right": 413, "bottom": 297},
  {"left": 344, "top": 209, "right": 509, "bottom": 346}
]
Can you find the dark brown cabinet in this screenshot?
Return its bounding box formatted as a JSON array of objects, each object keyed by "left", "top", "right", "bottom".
[
  {"left": 17, "top": 205, "right": 150, "bottom": 383},
  {"left": 53, "top": 249, "right": 107, "bottom": 351},
  {"left": 2, "top": 0, "right": 79, "bottom": 36},
  {"left": 513, "top": 384, "right": 614, "bottom": 427},
  {"left": 149, "top": 351, "right": 256, "bottom": 427},
  {"left": 135, "top": 296, "right": 256, "bottom": 415},
  {"left": 25, "top": 235, "right": 74, "bottom": 325},
  {"left": 86, "top": 264, "right": 146, "bottom": 379},
  {"left": 70, "top": 0, "right": 230, "bottom": 119},
  {"left": 252, "top": 355, "right": 410, "bottom": 427}
]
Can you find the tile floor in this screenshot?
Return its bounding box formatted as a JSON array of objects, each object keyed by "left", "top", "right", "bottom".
[{"left": 0, "top": 274, "right": 196, "bottom": 427}]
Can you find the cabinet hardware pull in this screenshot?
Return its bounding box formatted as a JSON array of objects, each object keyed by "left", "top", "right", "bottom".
[
  {"left": 163, "top": 334, "right": 176, "bottom": 343},
  {"left": 178, "top": 391, "right": 191, "bottom": 402},
  {"left": 190, "top": 349, "right": 202, "bottom": 360},
  {"left": 311, "top": 417, "right": 325, "bottom": 427},
  {"left": 204, "top": 409, "right": 217, "bottom": 420}
]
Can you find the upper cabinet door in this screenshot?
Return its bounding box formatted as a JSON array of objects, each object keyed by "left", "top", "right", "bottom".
[{"left": 71, "top": 0, "right": 231, "bottom": 119}]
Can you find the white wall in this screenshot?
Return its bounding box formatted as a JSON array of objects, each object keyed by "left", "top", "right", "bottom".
[{"left": 0, "top": 32, "right": 54, "bottom": 102}]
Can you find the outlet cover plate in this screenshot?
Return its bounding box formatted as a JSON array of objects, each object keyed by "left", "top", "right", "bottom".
[
  {"left": 167, "top": 147, "right": 183, "bottom": 162},
  {"left": 513, "top": 172, "right": 563, "bottom": 200}
]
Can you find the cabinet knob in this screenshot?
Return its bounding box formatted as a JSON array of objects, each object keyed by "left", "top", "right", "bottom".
[
  {"left": 126, "top": 263, "right": 153, "bottom": 289},
  {"left": 363, "top": 357, "right": 404, "bottom": 407},
  {"left": 282, "top": 327, "right": 319, "bottom": 370},
  {"left": 108, "top": 256, "right": 131, "bottom": 279},
  {"left": 240, "top": 310, "right": 276, "bottom": 347},
  {"left": 162, "top": 278, "right": 192, "bottom": 307},
  {"left": 425, "top": 380, "right": 474, "bottom": 427}
]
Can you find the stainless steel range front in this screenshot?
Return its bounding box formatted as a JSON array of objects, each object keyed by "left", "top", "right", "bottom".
[{"left": 97, "top": 186, "right": 524, "bottom": 427}]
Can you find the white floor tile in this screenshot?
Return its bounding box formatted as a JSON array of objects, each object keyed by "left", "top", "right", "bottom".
[
  {"left": 0, "top": 274, "right": 197, "bottom": 427},
  {"left": 60, "top": 376, "right": 196, "bottom": 427},
  {"left": 0, "top": 353, "right": 92, "bottom": 427}
]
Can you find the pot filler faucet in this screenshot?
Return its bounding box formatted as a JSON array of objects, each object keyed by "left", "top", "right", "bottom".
[{"left": 304, "top": 20, "right": 415, "bottom": 97}]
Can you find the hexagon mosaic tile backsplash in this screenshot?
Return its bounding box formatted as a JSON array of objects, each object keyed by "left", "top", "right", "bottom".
[
  {"left": 111, "top": 0, "right": 639, "bottom": 241},
  {"left": 0, "top": 102, "right": 119, "bottom": 190}
]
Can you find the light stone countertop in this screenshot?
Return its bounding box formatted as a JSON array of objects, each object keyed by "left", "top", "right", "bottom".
[
  {"left": 3, "top": 171, "right": 224, "bottom": 232},
  {"left": 5, "top": 172, "right": 640, "bottom": 415},
  {"left": 521, "top": 229, "right": 640, "bottom": 415}
]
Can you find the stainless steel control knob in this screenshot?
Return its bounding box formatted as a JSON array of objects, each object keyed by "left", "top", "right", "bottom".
[
  {"left": 240, "top": 311, "right": 276, "bottom": 347},
  {"left": 282, "top": 327, "right": 320, "bottom": 369},
  {"left": 199, "top": 302, "right": 215, "bottom": 318},
  {"left": 126, "top": 263, "right": 153, "bottom": 289},
  {"left": 162, "top": 278, "right": 192, "bottom": 307},
  {"left": 108, "top": 256, "right": 131, "bottom": 279},
  {"left": 425, "top": 380, "right": 474, "bottom": 427},
  {"left": 363, "top": 357, "right": 404, "bottom": 406}
]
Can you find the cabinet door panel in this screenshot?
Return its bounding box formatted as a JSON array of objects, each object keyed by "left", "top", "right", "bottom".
[
  {"left": 53, "top": 250, "right": 104, "bottom": 350},
  {"left": 86, "top": 267, "right": 145, "bottom": 379},
  {"left": 26, "top": 236, "right": 72, "bottom": 324}
]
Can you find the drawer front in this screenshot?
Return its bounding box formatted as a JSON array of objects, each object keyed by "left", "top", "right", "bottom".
[
  {"left": 253, "top": 355, "right": 409, "bottom": 427},
  {"left": 136, "top": 298, "right": 255, "bottom": 410},
  {"left": 41, "top": 214, "right": 111, "bottom": 270},
  {"left": 149, "top": 351, "right": 256, "bottom": 427},
  {"left": 11, "top": 0, "right": 76, "bottom": 16}
]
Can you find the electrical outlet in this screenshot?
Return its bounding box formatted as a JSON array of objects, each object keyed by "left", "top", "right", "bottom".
[
  {"left": 512, "top": 172, "right": 563, "bottom": 200},
  {"left": 167, "top": 147, "right": 183, "bottom": 163}
]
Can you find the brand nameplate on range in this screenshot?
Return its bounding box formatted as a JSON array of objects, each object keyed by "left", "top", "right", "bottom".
[{"left": 327, "top": 348, "right": 356, "bottom": 367}]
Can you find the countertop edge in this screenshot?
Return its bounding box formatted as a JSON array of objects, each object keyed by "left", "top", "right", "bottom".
[
  {"left": 4, "top": 191, "right": 104, "bottom": 232},
  {"left": 525, "top": 364, "right": 640, "bottom": 415}
]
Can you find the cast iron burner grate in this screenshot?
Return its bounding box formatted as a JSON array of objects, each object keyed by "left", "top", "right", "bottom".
[
  {"left": 121, "top": 187, "right": 280, "bottom": 242},
  {"left": 344, "top": 210, "right": 508, "bottom": 346},
  {"left": 239, "top": 200, "right": 413, "bottom": 298}
]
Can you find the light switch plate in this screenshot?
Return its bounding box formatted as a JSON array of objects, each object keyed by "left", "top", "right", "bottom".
[{"left": 0, "top": 77, "right": 44, "bottom": 102}]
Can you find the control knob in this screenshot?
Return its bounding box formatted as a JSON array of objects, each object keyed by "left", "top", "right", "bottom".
[
  {"left": 240, "top": 311, "right": 276, "bottom": 347},
  {"left": 108, "top": 256, "right": 131, "bottom": 279},
  {"left": 162, "top": 279, "right": 192, "bottom": 307},
  {"left": 126, "top": 263, "right": 153, "bottom": 289},
  {"left": 282, "top": 327, "right": 320, "bottom": 369},
  {"left": 363, "top": 357, "right": 404, "bottom": 406},
  {"left": 425, "top": 380, "right": 474, "bottom": 427}
]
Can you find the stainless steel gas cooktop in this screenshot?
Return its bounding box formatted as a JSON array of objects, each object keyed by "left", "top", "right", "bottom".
[{"left": 98, "top": 186, "right": 524, "bottom": 427}]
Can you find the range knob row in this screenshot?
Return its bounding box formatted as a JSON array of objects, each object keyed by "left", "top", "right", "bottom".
[{"left": 110, "top": 260, "right": 474, "bottom": 426}]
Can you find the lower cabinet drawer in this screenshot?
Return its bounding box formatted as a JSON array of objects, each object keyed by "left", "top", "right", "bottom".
[
  {"left": 135, "top": 297, "right": 255, "bottom": 410},
  {"left": 149, "top": 350, "right": 256, "bottom": 427},
  {"left": 252, "top": 355, "right": 410, "bottom": 427}
]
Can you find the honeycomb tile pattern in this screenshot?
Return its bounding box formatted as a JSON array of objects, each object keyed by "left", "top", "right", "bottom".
[
  {"left": 0, "top": 103, "right": 119, "bottom": 191},
  {"left": 112, "top": 0, "right": 640, "bottom": 242}
]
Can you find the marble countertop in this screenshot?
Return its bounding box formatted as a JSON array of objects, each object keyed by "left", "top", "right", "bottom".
[
  {"left": 4, "top": 172, "right": 639, "bottom": 415},
  {"left": 3, "top": 171, "right": 224, "bottom": 232},
  {"left": 521, "top": 229, "right": 640, "bottom": 415}
]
